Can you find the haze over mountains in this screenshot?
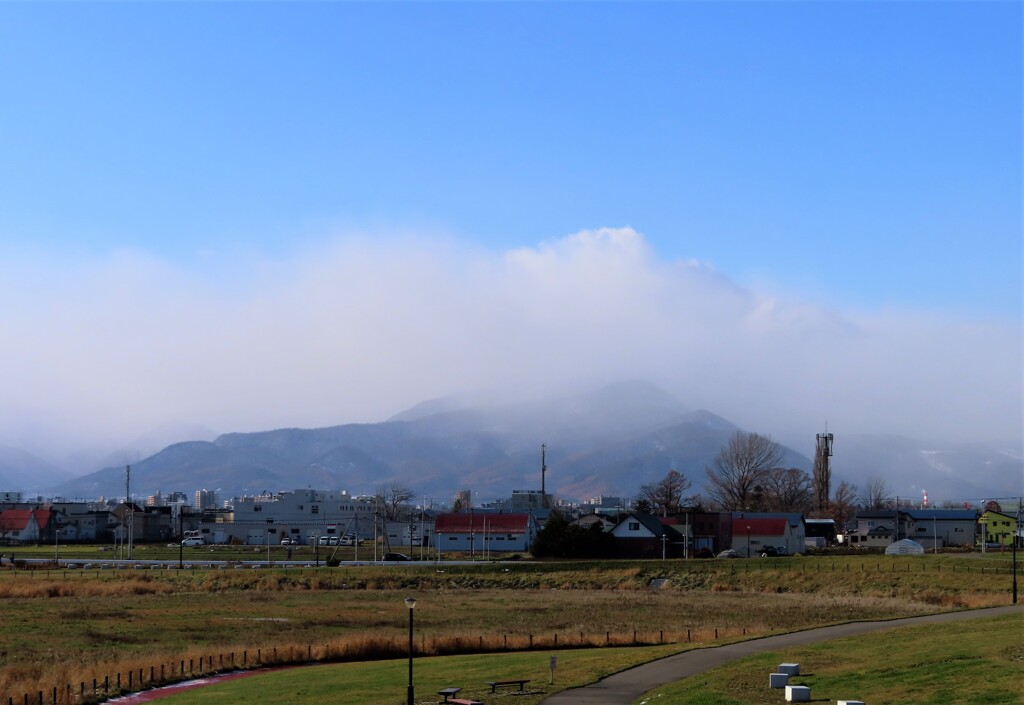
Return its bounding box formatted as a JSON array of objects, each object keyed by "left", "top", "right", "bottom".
[{"left": 4, "top": 381, "right": 1015, "bottom": 505}]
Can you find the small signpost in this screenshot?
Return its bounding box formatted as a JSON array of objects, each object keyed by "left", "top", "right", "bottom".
[{"left": 549, "top": 655, "right": 557, "bottom": 684}]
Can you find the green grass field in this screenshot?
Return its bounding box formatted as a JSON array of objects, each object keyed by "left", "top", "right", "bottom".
[
  {"left": 646, "top": 613, "right": 1023, "bottom": 705},
  {"left": 164, "top": 644, "right": 690, "bottom": 705}
]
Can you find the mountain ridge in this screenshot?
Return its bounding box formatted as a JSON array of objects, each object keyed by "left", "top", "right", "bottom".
[{"left": 38, "top": 382, "right": 1024, "bottom": 504}]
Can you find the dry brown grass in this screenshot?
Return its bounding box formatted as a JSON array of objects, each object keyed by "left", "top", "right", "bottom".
[{"left": 0, "top": 555, "right": 1014, "bottom": 702}]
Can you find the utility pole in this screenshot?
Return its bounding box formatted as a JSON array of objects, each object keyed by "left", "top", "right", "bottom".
[
  {"left": 125, "top": 465, "right": 132, "bottom": 560},
  {"left": 178, "top": 508, "right": 183, "bottom": 569},
  {"left": 1013, "top": 497, "right": 1020, "bottom": 604}
]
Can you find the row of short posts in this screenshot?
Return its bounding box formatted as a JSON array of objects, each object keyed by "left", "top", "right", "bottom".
[{"left": 769, "top": 662, "right": 863, "bottom": 704}]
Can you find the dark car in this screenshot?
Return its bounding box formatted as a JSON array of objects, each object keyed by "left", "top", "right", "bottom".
[{"left": 383, "top": 552, "right": 411, "bottom": 561}]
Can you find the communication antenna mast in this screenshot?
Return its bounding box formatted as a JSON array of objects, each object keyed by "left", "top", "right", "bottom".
[
  {"left": 813, "top": 428, "right": 834, "bottom": 512},
  {"left": 541, "top": 444, "right": 547, "bottom": 498}
]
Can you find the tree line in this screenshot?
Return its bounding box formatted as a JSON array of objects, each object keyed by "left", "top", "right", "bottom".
[
  {"left": 633, "top": 430, "right": 861, "bottom": 531},
  {"left": 378, "top": 430, "right": 901, "bottom": 537}
]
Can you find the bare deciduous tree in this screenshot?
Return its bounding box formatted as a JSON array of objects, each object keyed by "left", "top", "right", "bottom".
[
  {"left": 827, "top": 480, "right": 858, "bottom": 531},
  {"left": 705, "top": 431, "right": 784, "bottom": 511},
  {"left": 640, "top": 469, "right": 692, "bottom": 517},
  {"left": 861, "top": 476, "right": 890, "bottom": 510},
  {"left": 375, "top": 485, "right": 416, "bottom": 522},
  {"left": 762, "top": 467, "right": 813, "bottom": 512}
]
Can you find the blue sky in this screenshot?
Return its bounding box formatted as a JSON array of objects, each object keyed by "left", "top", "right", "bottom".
[{"left": 0, "top": 2, "right": 1020, "bottom": 457}]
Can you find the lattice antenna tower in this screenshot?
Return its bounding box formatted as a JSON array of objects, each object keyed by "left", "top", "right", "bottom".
[{"left": 813, "top": 428, "right": 834, "bottom": 512}]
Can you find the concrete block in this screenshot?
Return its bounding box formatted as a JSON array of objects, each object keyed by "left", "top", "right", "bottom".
[
  {"left": 785, "top": 685, "right": 810, "bottom": 702},
  {"left": 769, "top": 673, "right": 789, "bottom": 688},
  {"left": 778, "top": 662, "right": 800, "bottom": 676},
  {"left": 837, "top": 701, "right": 865, "bottom": 705}
]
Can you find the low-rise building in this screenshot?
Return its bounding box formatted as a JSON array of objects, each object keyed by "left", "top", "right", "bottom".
[
  {"left": 610, "top": 513, "right": 686, "bottom": 558},
  {"left": 731, "top": 516, "right": 804, "bottom": 556},
  {"left": 978, "top": 510, "right": 1017, "bottom": 547},
  {"left": 0, "top": 508, "right": 54, "bottom": 543},
  {"left": 434, "top": 512, "right": 536, "bottom": 554}
]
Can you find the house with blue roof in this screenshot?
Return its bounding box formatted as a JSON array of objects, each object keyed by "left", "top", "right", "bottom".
[
  {"left": 850, "top": 508, "right": 977, "bottom": 549},
  {"left": 906, "top": 509, "right": 978, "bottom": 549}
]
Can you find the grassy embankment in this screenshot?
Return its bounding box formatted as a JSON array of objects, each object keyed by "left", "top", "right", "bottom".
[
  {"left": 647, "top": 612, "right": 1023, "bottom": 705},
  {"left": 0, "top": 553, "right": 1017, "bottom": 702},
  {"left": 159, "top": 612, "right": 1023, "bottom": 705}
]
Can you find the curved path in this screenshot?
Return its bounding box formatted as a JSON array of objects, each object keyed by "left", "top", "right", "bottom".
[{"left": 542, "top": 605, "right": 1021, "bottom": 704}]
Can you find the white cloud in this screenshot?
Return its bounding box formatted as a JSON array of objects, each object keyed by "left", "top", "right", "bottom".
[{"left": 0, "top": 228, "right": 1019, "bottom": 460}]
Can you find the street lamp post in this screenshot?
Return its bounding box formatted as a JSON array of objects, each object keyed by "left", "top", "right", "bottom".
[
  {"left": 178, "top": 509, "right": 183, "bottom": 570},
  {"left": 54, "top": 528, "right": 61, "bottom": 563},
  {"left": 1013, "top": 502, "right": 1020, "bottom": 605},
  {"left": 405, "top": 597, "right": 417, "bottom": 705},
  {"left": 267, "top": 530, "right": 272, "bottom": 566}
]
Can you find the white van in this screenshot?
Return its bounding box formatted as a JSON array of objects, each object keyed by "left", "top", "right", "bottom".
[{"left": 181, "top": 537, "right": 203, "bottom": 547}]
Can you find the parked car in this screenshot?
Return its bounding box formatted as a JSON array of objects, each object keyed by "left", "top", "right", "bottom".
[
  {"left": 383, "top": 552, "right": 411, "bottom": 561},
  {"left": 716, "top": 549, "right": 739, "bottom": 559},
  {"left": 760, "top": 546, "right": 779, "bottom": 557},
  {"left": 181, "top": 537, "right": 203, "bottom": 547}
]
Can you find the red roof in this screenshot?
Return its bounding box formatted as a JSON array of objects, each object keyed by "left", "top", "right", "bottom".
[
  {"left": 0, "top": 509, "right": 51, "bottom": 531},
  {"left": 434, "top": 513, "right": 530, "bottom": 534},
  {"left": 732, "top": 517, "right": 788, "bottom": 536}
]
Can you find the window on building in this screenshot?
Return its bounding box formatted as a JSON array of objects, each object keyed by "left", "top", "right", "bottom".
[
  {"left": 311, "top": 505, "right": 319, "bottom": 514},
  {"left": 254, "top": 505, "right": 262, "bottom": 512},
  {"left": 629, "top": 522, "right": 640, "bottom": 531}
]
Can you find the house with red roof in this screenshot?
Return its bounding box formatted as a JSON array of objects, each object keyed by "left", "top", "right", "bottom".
[
  {"left": 434, "top": 512, "right": 536, "bottom": 554},
  {"left": 731, "top": 515, "right": 805, "bottom": 556},
  {"left": 0, "top": 509, "right": 54, "bottom": 543}
]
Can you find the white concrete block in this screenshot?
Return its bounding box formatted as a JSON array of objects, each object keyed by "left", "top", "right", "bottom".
[
  {"left": 837, "top": 701, "right": 865, "bottom": 705},
  {"left": 769, "top": 673, "right": 789, "bottom": 688},
  {"left": 785, "top": 685, "right": 810, "bottom": 702},
  {"left": 778, "top": 663, "right": 800, "bottom": 676}
]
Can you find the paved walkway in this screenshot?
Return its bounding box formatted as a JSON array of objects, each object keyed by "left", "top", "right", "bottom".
[{"left": 541, "top": 605, "right": 1021, "bottom": 704}]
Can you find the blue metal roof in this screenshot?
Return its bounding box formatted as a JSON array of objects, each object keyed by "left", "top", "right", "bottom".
[{"left": 906, "top": 509, "right": 977, "bottom": 520}]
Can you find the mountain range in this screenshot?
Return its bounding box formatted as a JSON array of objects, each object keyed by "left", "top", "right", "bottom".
[{"left": 3, "top": 381, "right": 1019, "bottom": 505}]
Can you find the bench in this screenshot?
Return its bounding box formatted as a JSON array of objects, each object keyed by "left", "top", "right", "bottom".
[
  {"left": 437, "top": 687, "right": 461, "bottom": 702},
  {"left": 486, "top": 679, "right": 530, "bottom": 692}
]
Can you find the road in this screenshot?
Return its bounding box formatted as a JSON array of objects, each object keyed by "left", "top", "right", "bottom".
[{"left": 541, "top": 605, "right": 1022, "bottom": 705}]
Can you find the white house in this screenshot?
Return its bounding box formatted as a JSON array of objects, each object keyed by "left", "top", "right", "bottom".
[
  {"left": 434, "top": 513, "right": 536, "bottom": 554},
  {"left": 731, "top": 516, "right": 804, "bottom": 556}
]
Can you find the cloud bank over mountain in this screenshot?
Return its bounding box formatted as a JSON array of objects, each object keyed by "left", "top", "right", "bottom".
[{"left": 1, "top": 228, "right": 1019, "bottom": 459}]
